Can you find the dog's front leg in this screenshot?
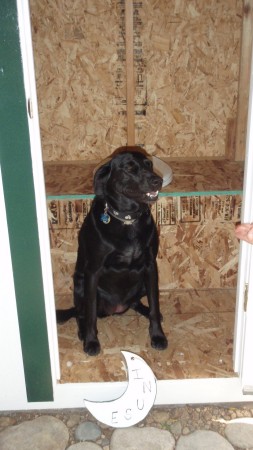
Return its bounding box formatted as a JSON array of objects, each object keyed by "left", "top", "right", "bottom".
[
  {"left": 74, "top": 270, "right": 101, "bottom": 356},
  {"left": 145, "top": 262, "right": 168, "bottom": 350}
]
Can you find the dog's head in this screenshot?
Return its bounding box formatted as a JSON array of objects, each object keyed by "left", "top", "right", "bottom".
[{"left": 94, "top": 147, "right": 163, "bottom": 205}]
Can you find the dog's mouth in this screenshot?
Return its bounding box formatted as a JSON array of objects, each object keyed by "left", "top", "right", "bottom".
[{"left": 146, "top": 190, "right": 159, "bottom": 201}]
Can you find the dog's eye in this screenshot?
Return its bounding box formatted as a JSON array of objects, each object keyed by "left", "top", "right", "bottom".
[{"left": 144, "top": 159, "right": 153, "bottom": 169}]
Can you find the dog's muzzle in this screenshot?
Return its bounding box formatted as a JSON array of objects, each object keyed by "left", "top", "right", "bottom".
[{"left": 146, "top": 190, "right": 159, "bottom": 200}]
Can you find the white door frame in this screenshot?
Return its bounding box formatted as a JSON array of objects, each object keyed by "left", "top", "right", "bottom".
[
  {"left": 233, "top": 43, "right": 253, "bottom": 392},
  {"left": 240, "top": 246, "right": 253, "bottom": 394},
  {"left": 6, "top": 0, "right": 253, "bottom": 409},
  {"left": 17, "top": 0, "right": 60, "bottom": 383}
]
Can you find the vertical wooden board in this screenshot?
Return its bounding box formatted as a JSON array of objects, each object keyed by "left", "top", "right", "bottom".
[
  {"left": 225, "top": 118, "right": 237, "bottom": 160},
  {"left": 30, "top": 0, "right": 127, "bottom": 161},
  {"left": 235, "top": 0, "right": 253, "bottom": 161},
  {"left": 135, "top": 0, "right": 242, "bottom": 158},
  {"left": 125, "top": 0, "right": 135, "bottom": 144}
]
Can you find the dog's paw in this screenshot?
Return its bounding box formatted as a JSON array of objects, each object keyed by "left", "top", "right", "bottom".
[
  {"left": 151, "top": 335, "right": 168, "bottom": 350},
  {"left": 84, "top": 340, "right": 101, "bottom": 356}
]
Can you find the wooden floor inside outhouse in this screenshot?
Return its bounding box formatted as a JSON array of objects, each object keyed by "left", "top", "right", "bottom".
[
  {"left": 45, "top": 158, "right": 243, "bottom": 383},
  {"left": 56, "top": 288, "right": 236, "bottom": 383}
]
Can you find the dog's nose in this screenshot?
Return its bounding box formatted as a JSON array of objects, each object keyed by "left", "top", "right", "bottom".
[{"left": 151, "top": 175, "right": 163, "bottom": 189}]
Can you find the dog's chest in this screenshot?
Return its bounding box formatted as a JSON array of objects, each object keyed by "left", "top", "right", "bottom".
[
  {"left": 112, "top": 239, "right": 144, "bottom": 265},
  {"left": 106, "top": 229, "right": 148, "bottom": 267}
]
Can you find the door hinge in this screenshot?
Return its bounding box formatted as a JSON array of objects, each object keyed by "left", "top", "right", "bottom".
[
  {"left": 27, "top": 98, "right": 33, "bottom": 119},
  {"left": 244, "top": 283, "right": 249, "bottom": 312},
  {"left": 243, "top": 385, "right": 253, "bottom": 395}
]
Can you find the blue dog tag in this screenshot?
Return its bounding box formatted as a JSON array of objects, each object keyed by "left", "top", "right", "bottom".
[{"left": 100, "top": 211, "right": 111, "bottom": 224}]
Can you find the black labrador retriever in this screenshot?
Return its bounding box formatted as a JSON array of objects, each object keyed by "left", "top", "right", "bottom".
[{"left": 57, "top": 146, "right": 168, "bottom": 356}]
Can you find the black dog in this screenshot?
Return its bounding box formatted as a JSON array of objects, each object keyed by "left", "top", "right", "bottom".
[{"left": 56, "top": 146, "right": 168, "bottom": 356}]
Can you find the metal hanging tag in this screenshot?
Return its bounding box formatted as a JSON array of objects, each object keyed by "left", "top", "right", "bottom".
[{"left": 100, "top": 205, "right": 111, "bottom": 224}]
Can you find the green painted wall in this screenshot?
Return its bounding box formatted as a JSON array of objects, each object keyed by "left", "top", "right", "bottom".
[{"left": 0, "top": 0, "right": 53, "bottom": 401}]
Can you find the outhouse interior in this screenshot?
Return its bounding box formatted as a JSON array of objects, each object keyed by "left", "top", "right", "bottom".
[{"left": 29, "top": 0, "right": 250, "bottom": 383}]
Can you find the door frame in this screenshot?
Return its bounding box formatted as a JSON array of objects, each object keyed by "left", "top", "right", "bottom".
[
  {"left": 1, "top": 0, "right": 253, "bottom": 410},
  {"left": 233, "top": 42, "right": 253, "bottom": 392},
  {"left": 0, "top": 0, "right": 54, "bottom": 403}
]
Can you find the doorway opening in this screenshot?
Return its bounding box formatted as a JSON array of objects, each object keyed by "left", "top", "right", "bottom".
[{"left": 30, "top": 0, "right": 246, "bottom": 384}]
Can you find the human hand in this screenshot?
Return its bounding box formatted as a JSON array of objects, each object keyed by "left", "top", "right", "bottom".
[{"left": 235, "top": 223, "right": 253, "bottom": 244}]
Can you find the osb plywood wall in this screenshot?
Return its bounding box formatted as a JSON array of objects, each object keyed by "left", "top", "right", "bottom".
[
  {"left": 48, "top": 194, "right": 241, "bottom": 294},
  {"left": 30, "top": 0, "right": 242, "bottom": 161}
]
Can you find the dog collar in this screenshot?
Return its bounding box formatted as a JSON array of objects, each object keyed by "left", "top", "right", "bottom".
[{"left": 100, "top": 202, "right": 143, "bottom": 225}]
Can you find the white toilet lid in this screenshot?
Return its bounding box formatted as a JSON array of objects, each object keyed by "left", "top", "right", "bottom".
[{"left": 152, "top": 156, "right": 173, "bottom": 187}]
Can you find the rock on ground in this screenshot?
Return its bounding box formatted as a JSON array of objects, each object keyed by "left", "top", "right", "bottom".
[
  {"left": 74, "top": 421, "right": 101, "bottom": 442},
  {"left": 0, "top": 415, "right": 69, "bottom": 450},
  {"left": 176, "top": 430, "right": 234, "bottom": 450},
  {"left": 225, "top": 422, "right": 253, "bottom": 449},
  {"left": 110, "top": 426, "right": 175, "bottom": 450},
  {"left": 67, "top": 443, "right": 102, "bottom": 450}
]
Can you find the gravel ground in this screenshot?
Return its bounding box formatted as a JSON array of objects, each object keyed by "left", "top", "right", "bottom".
[{"left": 1, "top": 404, "right": 253, "bottom": 449}]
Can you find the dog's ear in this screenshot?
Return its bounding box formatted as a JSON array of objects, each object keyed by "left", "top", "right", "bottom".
[{"left": 93, "top": 159, "right": 112, "bottom": 196}]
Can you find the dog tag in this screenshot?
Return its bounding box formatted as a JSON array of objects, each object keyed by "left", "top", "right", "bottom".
[{"left": 100, "top": 211, "right": 111, "bottom": 224}]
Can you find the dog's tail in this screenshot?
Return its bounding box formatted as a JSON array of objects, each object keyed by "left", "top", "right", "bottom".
[{"left": 56, "top": 307, "right": 77, "bottom": 323}]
